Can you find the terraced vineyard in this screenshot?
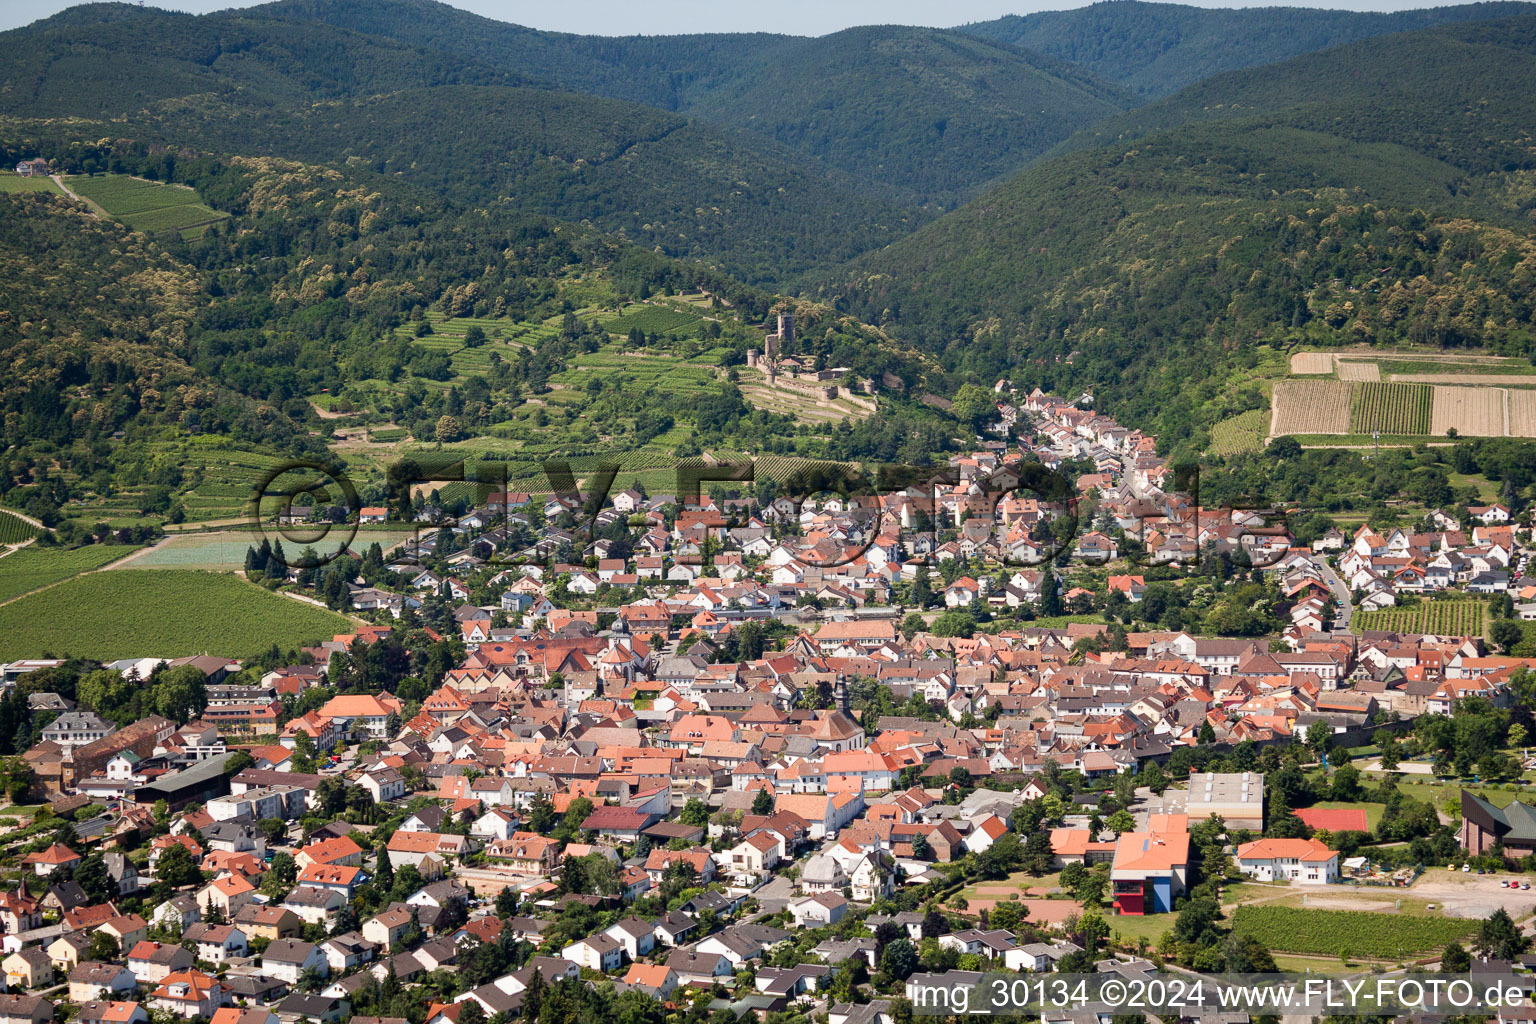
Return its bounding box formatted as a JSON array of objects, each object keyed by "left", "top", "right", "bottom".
[
  {"left": 597, "top": 303, "right": 708, "bottom": 336},
  {"left": 1208, "top": 410, "right": 1267, "bottom": 456},
  {"left": 65, "top": 174, "right": 229, "bottom": 239},
  {"left": 1350, "top": 382, "right": 1431, "bottom": 435},
  {"left": 1353, "top": 600, "right": 1486, "bottom": 638}
]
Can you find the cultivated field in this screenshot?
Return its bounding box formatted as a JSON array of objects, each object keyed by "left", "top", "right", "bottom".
[
  {"left": 1430, "top": 385, "right": 1506, "bottom": 436},
  {"left": 1336, "top": 360, "right": 1380, "bottom": 381},
  {"left": 1351, "top": 382, "right": 1431, "bottom": 434},
  {"left": 1353, "top": 600, "right": 1485, "bottom": 637},
  {"left": 1270, "top": 380, "right": 1352, "bottom": 435},
  {"left": 1290, "top": 352, "right": 1336, "bottom": 374},
  {"left": 64, "top": 174, "right": 229, "bottom": 239},
  {"left": 0, "top": 544, "right": 140, "bottom": 604},
  {"left": 1509, "top": 390, "right": 1536, "bottom": 435},
  {"left": 0, "top": 510, "right": 38, "bottom": 545},
  {"left": 0, "top": 570, "right": 351, "bottom": 660},
  {"left": 1396, "top": 374, "right": 1536, "bottom": 385},
  {"left": 1230, "top": 904, "right": 1475, "bottom": 958},
  {"left": 113, "top": 530, "right": 417, "bottom": 571},
  {"left": 1208, "top": 409, "right": 1267, "bottom": 456}
]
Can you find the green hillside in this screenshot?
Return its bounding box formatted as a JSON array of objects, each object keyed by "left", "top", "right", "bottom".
[
  {"left": 252, "top": 0, "right": 1131, "bottom": 206},
  {"left": 674, "top": 26, "right": 1129, "bottom": 205},
  {"left": 1056, "top": 15, "right": 1536, "bottom": 173},
  {"left": 958, "top": 0, "right": 1536, "bottom": 98},
  {"left": 827, "top": 17, "right": 1536, "bottom": 450},
  {"left": 0, "top": 5, "right": 916, "bottom": 282}
]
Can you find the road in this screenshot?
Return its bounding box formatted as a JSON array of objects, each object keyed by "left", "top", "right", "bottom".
[{"left": 1312, "top": 554, "right": 1354, "bottom": 630}]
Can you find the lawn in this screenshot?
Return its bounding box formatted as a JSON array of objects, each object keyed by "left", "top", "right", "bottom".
[
  {"left": 64, "top": 174, "right": 229, "bottom": 239},
  {"left": 0, "top": 544, "right": 140, "bottom": 603},
  {"left": 1104, "top": 911, "right": 1174, "bottom": 948},
  {"left": 0, "top": 570, "right": 351, "bottom": 660},
  {"left": 0, "top": 172, "right": 61, "bottom": 194},
  {"left": 1389, "top": 779, "right": 1527, "bottom": 809}
]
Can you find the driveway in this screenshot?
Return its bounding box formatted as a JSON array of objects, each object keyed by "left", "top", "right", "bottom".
[{"left": 752, "top": 873, "right": 797, "bottom": 914}]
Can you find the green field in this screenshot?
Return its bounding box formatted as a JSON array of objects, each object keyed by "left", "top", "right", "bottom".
[
  {"left": 0, "top": 172, "right": 61, "bottom": 194},
  {"left": 0, "top": 544, "right": 140, "bottom": 603},
  {"left": 0, "top": 570, "right": 351, "bottom": 660},
  {"left": 64, "top": 174, "right": 229, "bottom": 239},
  {"left": 1230, "top": 904, "right": 1475, "bottom": 958},
  {"left": 1353, "top": 600, "right": 1485, "bottom": 637},
  {"left": 1350, "top": 382, "right": 1432, "bottom": 435},
  {"left": 1208, "top": 409, "right": 1268, "bottom": 456},
  {"left": 120, "top": 530, "right": 417, "bottom": 571},
  {"left": 597, "top": 302, "right": 707, "bottom": 336},
  {"left": 0, "top": 510, "right": 38, "bottom": 545}
]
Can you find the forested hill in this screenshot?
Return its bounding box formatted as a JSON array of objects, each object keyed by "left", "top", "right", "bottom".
[
  {"left": 1053, "top": 15, "right": 1536, "bottom": 175},
  {"left": 958, "top": 0, "right": 1536, "bottom": 99},
  {"left": 250, "top": 0, "right": 1132, "bottom": 206},
  {"left": 825, "top": 15, "right": 1536, "bottom": 451},
  {"left": 0, "top": 146, "right": 778, "bottom": 515},
  {"left": 0, "top": 5, "right": 915, "bottom": 283}
]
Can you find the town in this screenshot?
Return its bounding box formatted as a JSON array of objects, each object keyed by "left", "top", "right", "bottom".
[{"left": 1, "top": 385, "right": 1534, "bottom": 1024}]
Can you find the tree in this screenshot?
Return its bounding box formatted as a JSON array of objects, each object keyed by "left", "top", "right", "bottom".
[
  {"left": 751, "top": 788, "right": 774, "bottom": 816},
  {"left": 1477, "top": 908, "right": 1528, "bottom": 960},
  {"left": 1492, "top": 619, "right": 1523, "bottom": 654},
  {"left": 154, "top": 842, "right": 204, "bottom": 891},
  {"left": 463, "top": 326, "right": 487, "bottom": 348},
  {"left": 495, "top": 887, "right": 519, "bottom": 918},
  {"left": 1198, "top": 721, "right": 1216, "bottom": 745},
  {"left": 435, "top": 415, "right": 462, "bottom": 443},
  {"left": 1306, "top": 720, "right": 1333, "bottom": 761},
  {"left": 880, "top": 937, "right": 918, "bottom": 981},
  {"left": 910, "top": 833, "right": 932, "bottom": 861},
  {"left": 224, "top": 750, "right": 255, "bottom": 775},
  {"left": 951, "top": 384, "right": 997, "bottom": 431},
  {"left": 930, "top": 610, "right": 976, "bottom": 638},
  {"left": 1440, "top": 941, "right": 1471, "bottom": 972},
  {"left": 152, "top": 664, "right": 209, "bottom": 723},
  {"left": 458, "top": 1002, "right": 487, "bottom": 1024},
  {"left": 1106, "top": 809, "right": 1136, "bottom": 835},
  {"left": 680, "top": 798, "right": 710, "bottom": 828},
  {"left": 85, "top": 930, "right": 120, "bottom": 961}
]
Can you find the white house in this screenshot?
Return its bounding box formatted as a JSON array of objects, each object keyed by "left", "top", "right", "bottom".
[{"left": 1233, "top": 838, "right": 1339, "bottom": 884}]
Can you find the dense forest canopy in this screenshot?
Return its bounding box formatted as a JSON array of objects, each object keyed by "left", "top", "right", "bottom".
[{"left": 957, "top": 0, "right": 1536, "bottom": 98}]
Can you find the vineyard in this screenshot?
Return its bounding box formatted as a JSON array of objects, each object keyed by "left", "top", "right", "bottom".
[
  {"left": 1508, "top": 391, "right": 1536, "bottom": 436},
  {"left": 1350, "top": 382, "right": 1431, "bottom": 435},
  {"left": 0, "top": 544, "right": 140, "bottom": 604},
  {"left": 1430, "top": 385, "right": 1505, "bottom": 437},
  {"left": 0, "top": 570, "right": 350, "bottom": 660},
  {"left": 1353, "top": 600, "right": 1485, "bottom": 638},
  {"left": 1336, "top": 360, "right": 1380, "bottom": 382},
  {"left": 1270, "top": 381, "right": 1352, "bottom": 436},
  {"left": 1289, "top": 353, "right": 1335, "bottom": 374},
  {"left": 1208, "top": 410, "right": 1267, "bottom": 456},
  {"left": 65, "top": 174, "right": 229, "bottom": 239},
  {"left": 1231, "top": 905, "right": 1476, "bottom": 958},
  {"left": 0, "top": 510, "right": 38, "bottom": 545}
]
